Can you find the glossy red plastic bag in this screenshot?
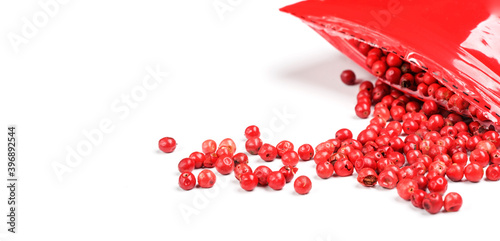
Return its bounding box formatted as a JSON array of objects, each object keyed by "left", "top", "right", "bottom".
[{"left": 281, "top": 0, "right": 500, "bottom": 126}]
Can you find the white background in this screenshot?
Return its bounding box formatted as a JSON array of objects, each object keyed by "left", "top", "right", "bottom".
[{"left": 1, "top": 1, "right": 499, "bottom": 240}]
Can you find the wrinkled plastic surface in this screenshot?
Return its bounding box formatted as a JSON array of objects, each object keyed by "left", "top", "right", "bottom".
[{"left": 281, "top": 0, "right": 500, "bottom": 125}]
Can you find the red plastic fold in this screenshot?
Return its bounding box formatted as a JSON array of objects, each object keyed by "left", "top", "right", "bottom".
[{"left": 281, "top": 0, "right": 500, "bottom": 125}]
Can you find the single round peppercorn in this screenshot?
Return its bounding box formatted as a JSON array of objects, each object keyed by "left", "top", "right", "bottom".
[
  {"left": 470, "top": 149, "right": 490, "bottom": 168},
  {"left": 358, "top": 42, "right": 372, "bottom": 56},
  {"left": 435, "top": 87, "right": 452, "bottom": 101},
  {"left": 313, "top": 151, "right": 331, "bottom": 165},
  {"left": 427, "top": 114, "right": 445, "bottom": 131},
  {"left": 385, "top": 67, "right": 402, "bottom": 84},
  {"left": 440, "top": 126, "right": 458, "bottom": 138},
  {"left": 406, "top": 150, "right": 422, "bottom": 165},
  {"left": 446, "top": 164, "right": 464, "bottom": 182},
  {"left": 378, "top": 169, "right": 399, "bottom": 189},
  {"left": 423, "top": 192, "right": 444, "bottom": 214},
  {"left": 336, "top": 128, "right": 353, "bottom": 141},
  {"left": 390, "top": 105, "right": 406, "bottom": 122},
  {"left": 400, "top": 73, "right": 416, "bottom": 90},
  {"left": 333, "top": 159, "right": 354, "bottom": 177},
  {"left": 357, "top": 129, "right": 378, "bottom": 145},
  {"left": 178, "top": 158, "right": 195, "bottom": 173},
  {"left": 316, "top": 161, "right": 334, "bottom": 179},
  {"left": 232, "top": 153, "right": 249, "bottom": 166},
  {"left": 357, "top": 168, "right": 378, "bottom": 187},
  {"left": 464, "top": 163, "right": 484, "bottom": 182},
  {"left": 189, "top": 151, "right": 205, "bottom": 169},
  {"left": 485, "top": 164, "right": 500, "bottom": 181},
  {"left": 159, "top": 137, "right": 176, "bottom": 153},
  {"left": 254, "top": 165, "right": 272, "bottom": 186},
  {"left": 411, "top": 189, "right": 427, "bottom": 209},
  {"left": 355, "top": 102, "right": 371, "bottom": 119},
  {"left": 215, "top": 156, "right": 234, "bottom": 175},
  {"left": 388, "top": 137, "right": 405, "bottom": 153},
  {"left": 417, "top": 83, "right": 429, "bottom": 96},
  {"left": 367, "top": 48, "right": 383, "bottom": 57},
  {"left": 406, "top": 101, "right": 421, "bottom": 113},
  {"left": 413, "top": 174, "right": 428, "bottom": 190},
  {"left": 340, "top": 70, "right": 356, "bottom": 85},
  {"left": 267, "top": 171, "right": 286, "bottom": 190},
  {"left": 258, "top": 143, "right": 278, "bottom": 162},
  {"left": 400, "top": 62, "right": 411, "bottom": 73},
  {"left": 483, "top": 131, "right": 500, "bottom": 147},
  {"left": 297, "top": 144, "right": 314, "bottom": 161},
  {"left": 281, "top": 151, "right": 300, "bottom": 167},
  {"left": 279, "top": 166, "right": 298, "bottom": 183},
  {"left": 359, "top": 81, "right": 374, "bottom": 93},
  {"left": 397, "top": 179, "right": 418, "bottom": 201},
  {"left": 386, "top": 53, "right": 403, "bottom": 67},
  {"left": 491, "top": 150, "right": 500, "bottom": 165},
  {"left": 371, "top": 60, "right": 387, "bottom": 77},
  {"left": 294, "top": 175, "right": 312, "bottom": 195},
  {"left": 373, "top": 106, "right": 391, "bottom": 121},
  {"left": 428, "top": 160, "right": 448, "bottom": 176},
  {"left": 388, "top": 121, "right": 403, "bottom": 134},
  {"left": 201, "top": 139, "right": 217, "bottom": 154},
  {"left": 427, "top": 176, "right": 448, "bottom": 195},
  {"left": 244, "top": 125, "right": 260, "bottom": 139},
  {"left": 276, "top": 140, "right": 294, "bottom": 158},
  {"left": 240, "top": 173, "right": 258, "bottom": 191},
  {"left": 415, "top": 72, "right": 425, "bottom": 85},
  {"left": 347, "top": 149, "right": 363, "bottom": 164},
  {"left": 403, "top": 120, "right": 419, "bottom": 135},
  {"left": 444, "top": 192, "right": 463, "bottom": 212},
  {"left": 178, "top": 172, "right": 196, "bottom": 190},
  {"left": 422, "top": 100, "right": 439, "bottom": 116},
  {"left": 198, "top": 170, "right": 216, "bottom": 188},
  {"left": 422, "top": 73, "right": 437, "bottom": 85},
  {"left": 466, "top": 135, "right": 482, "bottom": 151},
  {"left": 451, "top": 152, "right": 468, "bottom": 167},
  {"left": 454, "top": 122, "right": 469, "bottom": 133},
  {"left": 354, "top": 156, "right": 377, "bottom": 173},
  {"left": 245, "top": 137, "right": 263, "bottom": 155}
]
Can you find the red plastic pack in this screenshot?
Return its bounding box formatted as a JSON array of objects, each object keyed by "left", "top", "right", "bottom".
[{"left": 281, "top": 0, "right": 500, "bottom": 127}]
